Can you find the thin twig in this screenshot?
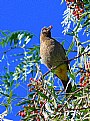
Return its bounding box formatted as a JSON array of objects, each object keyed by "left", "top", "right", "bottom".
[
  {"left": 40, "top": 50, "right": 89, "bottom": 79},
  {"left": 65, "top": 106, "right": 90, "bottom": 111},
  {"left": 52, "top": 84, "right": 90, "bottom": 119},
  {"left": 69, "top": 50, "right": 89, "bottom": 62},
  {"left": 60, "top": 84, "right": 90, "bottom": 111}
]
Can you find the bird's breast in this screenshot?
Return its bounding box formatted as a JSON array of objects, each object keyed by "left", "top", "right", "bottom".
[
  {"left": 40, "top": 39, "right": 64, "bottom": 68},
  {"left": 40, "top": 40, "right": 55, "bottom": 67}
]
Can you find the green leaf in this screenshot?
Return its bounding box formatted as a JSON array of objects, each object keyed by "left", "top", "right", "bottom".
[
  {"left": 9, "top": 90, "right": 13, "bottom": 98},
  {"left": 6, "top": 73, "right": 10, "bottom": 79},
  {"left": 28, "top": 107, "right": 36, "bottom": 111},
  {"left": 0, "top": 91, "right": 9, "bottom": 97},
  {"left": 16, "top": 83, "right": 20, "bottom": 87},
  {"left": 83, "top": 0, "right": 89, "bottom": 4},
  {"left": 37, "top": 91, "right": 48, "bottom": 99},
  {"left": 48, "top": 86, "right": 54, "bottom": 89},
  {"left": 71, "top": 85, "right": 77, "bottom": 92},
  {"left": 3, "top": 80, "right": 10, "bottom": 87},
  {"left": 10, "top": 80, "right": 14, "bottom": 87},
  {"left": 53, "top": 117, "right": 60, "bottom": 121},
  {"left": 0, "top": 30, "right": 34, "bottom": 47},
  {"left": 66, "top": 32, "right": 75, "bottom": 36},
  {"left": 79, "top": 47, "right": 85, "bottom": 54},
  {"left": 7, "top": 91, "right": 13, "bottom": 104},
  {"left": 28, "top": 92, "right": 36, "bottom": 98},
  {"left": 0, "top": 39, "right": 7, "bottom": 47},
  {"left": 66, "top": 41, "right": 74, "bottom": 56},
  {"left": 61, "top": 40, "right": 66, "bottom": 46},
  {"left": 0, "top": 31, "right": 7, "bottom": 36},
  {"left": 68, "top": 72, "right": 75, "bottom": 81},
  {"left": 16, "top": 100, "right": 30, "bottom": 106}
]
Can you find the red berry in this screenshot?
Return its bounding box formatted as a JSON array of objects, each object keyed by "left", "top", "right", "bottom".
[
  {"left": 18, "top": 111, "right": 26, "bottom": 117},
  {"left": 34, "top": 110, "right": 38, "bottom": 114},
  {"left": 80, "top": 9, "right": 84, "bottom": 13},
  {"left": 75, "top": 5, "right": 79, "bottom": 9},
  {"left": 29, "top": 88, "right": 34, "bottom": 92},
  {"left": 30, "top": 78, "right": 34, "bottom": 81},
  {"left": 57, "top": 104, "right": 61, "bottom": 108},
  {"left": 27, "top": 83, "right": 32, "bottom": 87},
  {"left": 80, "top": 83, "right": 83, "bottom": 87},
  {"left": 21, "top": 111, "right": 26, "bottom": 117},
  {"left": 83, "top": 80, "right": 88, "bottom": 87},
  {"left": 80, "top": 80, "right": 89, "bottom": 87},
  {"left": 72, "top": 11, "right": 76, "bottom": 15},
  {"left": 77, "top": 14, "right": 80, "bottom": 19},
  {"left": 37, "top": 118, "right": 40, "bottom": 121},
  {"left": 80, "top": 76, "right": 84, "bottom": 83},
  {"left": 29, "top": 89, "right": 32, "bottom": 92}
]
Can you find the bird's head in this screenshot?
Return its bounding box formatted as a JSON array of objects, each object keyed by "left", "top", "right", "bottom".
[{"left": 40, "top": 25, "right": 53, "bottom": 41}]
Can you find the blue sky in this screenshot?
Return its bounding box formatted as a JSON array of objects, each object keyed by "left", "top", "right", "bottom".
[
  {"left": 0, "top": 0, "right": 66, "bottom": 38},
  {"left": 0, "top": 0, "right": 89, "bottom": 121}
]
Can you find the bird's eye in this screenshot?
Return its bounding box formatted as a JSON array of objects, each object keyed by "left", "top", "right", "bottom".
[
  {"left": 42, "top": 28, "right": 47, "bottom": 31},
  {"left": 42, "top": 28, "right": 48, "bottom": 33}
]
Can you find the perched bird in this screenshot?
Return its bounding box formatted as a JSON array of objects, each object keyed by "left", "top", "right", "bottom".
[{"left": 40, "top": 25, "right": 72, "bottom": 93}]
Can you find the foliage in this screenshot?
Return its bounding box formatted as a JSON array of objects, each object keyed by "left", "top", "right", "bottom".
[
  {"left": 62, "top": 0, "right": 90, "bottom": 36},
  {"left": 0, "top": 0, "right": 90, "bottom": 121},
  {"left": 0, "top": 30, "right": 40, "bottom": 120}
]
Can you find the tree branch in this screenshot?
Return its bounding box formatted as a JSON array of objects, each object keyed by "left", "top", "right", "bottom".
[
  {"left": 40, "top": 50, "right": 89, "bottom": 79},
  {"left": 65, "top": 106, "right": 90, "bottom": 111}
]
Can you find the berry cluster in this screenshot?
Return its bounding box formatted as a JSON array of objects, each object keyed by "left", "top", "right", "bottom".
[
  {"left": 66, "top": 0, "right": 84, "bottom": 19},
  {"left": 18, "top": 77, "right": 63, "bottom": 120},
  {"left": 18, "top": 110, "right": 26, "bottom": 118},
  {"left": 18, "top": 78, "right": 46, "bottom": 121},
  {"left": 80, "top": 61, "right": 90, "bottom": 87},
  {"left": 28, "top": 78, "right": 43, "bottom": 92},
  {"left": 18, "top": 104, "right": 41, "bottom": 121}
]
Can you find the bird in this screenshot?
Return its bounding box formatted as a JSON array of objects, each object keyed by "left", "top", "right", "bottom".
[{"left": 40, "top": 25, "right": 72, "bottom": 93}]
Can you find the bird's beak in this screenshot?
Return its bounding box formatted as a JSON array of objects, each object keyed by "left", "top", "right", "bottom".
[{"left": 48, "top": 25, "right": 53, "bottom": 31}]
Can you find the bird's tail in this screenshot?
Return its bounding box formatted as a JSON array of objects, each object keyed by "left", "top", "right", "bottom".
[{"left": 54, "top": 64, "right": 72, "bottom": 93}]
